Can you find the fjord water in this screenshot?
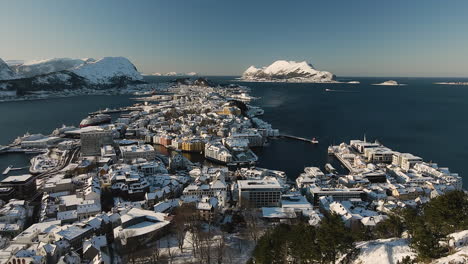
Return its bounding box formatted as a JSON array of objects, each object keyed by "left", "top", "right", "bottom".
[{"left": 1, "top": 76, "right": 467, "bottom": 188}]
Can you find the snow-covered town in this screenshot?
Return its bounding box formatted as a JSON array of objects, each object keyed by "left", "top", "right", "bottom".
[{"left": 0, "top": 77, "right": 466, "bottom": 264}]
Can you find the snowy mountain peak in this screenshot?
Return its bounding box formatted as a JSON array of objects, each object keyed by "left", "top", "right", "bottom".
[
  {"left": 15, "top": 58, "right": 89, "bottom": 78},
  {"left": 263, "top": 60, "right": 318, "bottom": 75},
  {"left": 241, "top": 60, "right": 335, "bottom": 83},
  {"left": 0, "top": 58, "right": 17, "bottom": 80},
  {"left": 1, "top": 56, "right": 144, "bottom": 90},
  {"left": 71, "top": 57, "right": 143, "bottom": 85}
]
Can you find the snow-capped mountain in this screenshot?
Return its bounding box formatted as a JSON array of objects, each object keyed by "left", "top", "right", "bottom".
[
  {"left": 71, "top": 57, "right": 143, "bottom": 85},
  {"left": 0, "top": 56, "right": 143, "bottom": 91},
  {"left": 5, "top": 60, "right": 25, "bottom": 67},
  {"left": 11, "top": 58, "right": 91, "bottom": 78},
  {"left": 241, "top": 60, "right": 336, "bottom": 83},
  {"left": 0, "top": 59, "right": 17, "bottom": 80},
  {"left": 147, "top": 72, "right": 198, "bottom": 77}
]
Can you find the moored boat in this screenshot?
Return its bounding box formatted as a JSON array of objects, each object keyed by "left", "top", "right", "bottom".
[{"left": 80, "top": 114, "right": 111, "bottom": 127}]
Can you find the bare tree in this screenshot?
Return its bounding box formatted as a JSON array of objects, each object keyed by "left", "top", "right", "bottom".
[
  {"left": 215, "top": 233, "right": 227, "bottom": 264},
  {"left": 243, "top": 207, "right": 261, "bottom": 242},
  {"left": 119, "top": 230, "right": 137, "bottom": 263},
  {"left": 173, "top": 203, "right": 197, "bottom": 252},
  {"left": 150, "top": 239, "right": 162, "bottom": 264},
  {"left": 165, "top": 237, "right": 175, "bottom": 264}
]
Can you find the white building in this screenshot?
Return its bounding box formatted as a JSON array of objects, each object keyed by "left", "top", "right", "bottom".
[{"left": 119, "top": 144, "right": 156, "bottom": 162}]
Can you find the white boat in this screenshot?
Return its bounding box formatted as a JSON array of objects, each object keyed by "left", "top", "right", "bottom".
[
  {"left": 80, "top": 114, "right": 112, "bottom": 127},
  {"left": 2, "top": 165, "right": 13, "bottom": 175},
  {"left": 311, "top": 137, "right": 319, "bottom": 144}
]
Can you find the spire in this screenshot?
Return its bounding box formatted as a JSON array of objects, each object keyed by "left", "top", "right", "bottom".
[{"left": 364, "top": 134, "right": 367, "bottom": 142}]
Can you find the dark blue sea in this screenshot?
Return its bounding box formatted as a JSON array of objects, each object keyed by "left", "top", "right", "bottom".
[{"left": 1, "top": 76, "right": 467, "bottom": 189}]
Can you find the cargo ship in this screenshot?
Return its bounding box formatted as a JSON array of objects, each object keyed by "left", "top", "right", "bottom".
[{"left": 79, "top": 114, "right": 112, "bottom": 127}]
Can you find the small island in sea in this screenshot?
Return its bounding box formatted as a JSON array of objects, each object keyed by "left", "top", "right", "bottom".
[
  {"left": 240, "top": 60, "right": 337, "bottom": 83},
  {"left": 434, "top": 82, "right": 468, "bottom": 85},
  {"left": 372, "top": 80, "right": 406, "bottom": 86}
]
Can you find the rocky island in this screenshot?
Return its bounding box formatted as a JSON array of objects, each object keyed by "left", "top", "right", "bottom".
[
  {"left": 372, "top": 80, "right": 405, "bottom": 86},
  {"left": 240, "top": 60, "right": 336, "bottom": 83}
]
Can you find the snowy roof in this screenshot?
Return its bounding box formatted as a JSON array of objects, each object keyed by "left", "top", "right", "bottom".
[
  {"left": 1, "top": 174, "right": 34, "bottom": 183},
  {"left": 238, "top": 178, "right": 281, "bottom": 189},
  {"left": 262, "top": 207, "right": 296, "bottom": 219}
]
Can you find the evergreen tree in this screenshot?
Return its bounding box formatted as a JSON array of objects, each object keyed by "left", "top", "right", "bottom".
[
  {"left": 374, "top": 213, "right": 405, "bottom": 239},
  {"left": 409, "top": 220, "right": 448, "bottom": 261},
  {"left": 317, "top": 213, "right": 354, "bottom": 264},
  {"left": 423, "top": 190, "right": 468, "bottom": 234}
]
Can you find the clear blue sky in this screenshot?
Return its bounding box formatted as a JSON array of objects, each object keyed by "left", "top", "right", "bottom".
[{"left": 1, "top": 0, "right": 467, "bottom": 77}]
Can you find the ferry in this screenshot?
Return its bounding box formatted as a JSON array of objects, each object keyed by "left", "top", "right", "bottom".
[{"left": 80, "top": 114, "right": 112, "bottom": 127}]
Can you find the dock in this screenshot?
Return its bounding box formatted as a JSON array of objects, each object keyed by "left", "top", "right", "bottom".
[{"left": 280, "top": 134, "right": 319, "bottom": 144}]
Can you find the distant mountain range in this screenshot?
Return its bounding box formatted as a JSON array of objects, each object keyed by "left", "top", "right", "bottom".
[
  {"left": 0, "top": 57, "right": 144, "bottom": 93},
  {"left": 145, "top": 72, "right": 198, "bottom": 77},
  {"left": 241, "top": 60, "right": 336, "bottom": 83}
]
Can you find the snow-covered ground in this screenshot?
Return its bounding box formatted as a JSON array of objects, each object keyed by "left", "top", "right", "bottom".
[
  {"left": 353, "top": 238, "right": 416, "bottom": 264},
  {"left": 352, "top": 230, "right": 468, "bottom": 264},
  {"left": 119, "top": 227, "right": 256, "bottom": 264}
]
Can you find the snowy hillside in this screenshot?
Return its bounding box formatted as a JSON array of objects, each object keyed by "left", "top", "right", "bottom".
[
  {"left": 72, "top": 57, "right": 143, "bottom": 85},
  {"left": 353, "top": 238, "right": 416, "bottom": 264},
  {"left": 12, "top": 58, "right": 90, "bottom": 78},
  {"left": 351, "top": 231, "right": 468, "bottom": 264},
  {"left": 146, "top": 72, "right": 198, "bottom": 77},
  {"left": 241, "top": 60, "right": 336, "bottom": 82},
  {"left": 0, "top": 58, "right": 17, "bottom": 80},
  {"left": 0, "top": 56, "right": 144, "bottom": 95}
]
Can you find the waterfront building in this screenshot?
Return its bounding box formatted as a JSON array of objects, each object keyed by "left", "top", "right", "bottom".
[
  {"left": 230, "top": 132, "right": 264, "bottom": 147},
  {"left": 392, "top": 153, "right": 423, "bottom": 171},
  {"left": 364, "top": 147, "right": 394, "bottom": 163},
  {"left": 181, "top": 138, "right": 205, "bottom": 152},
  {"left": 21, "top": 136, "right": 62, "bottom": 149},
  {"left": 204, "top": 141, "right": 232, "bottom": 164},
  {"left": 350, "top": 140, "right": 380, "bottom": 153}
]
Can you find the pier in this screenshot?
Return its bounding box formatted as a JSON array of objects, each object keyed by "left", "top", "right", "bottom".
[
  {"left": 280, "top": 134, "right": 319, "bottom": 144},
  {"left": 2, "top": 166, "right": 27, "bottom": 175}
]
